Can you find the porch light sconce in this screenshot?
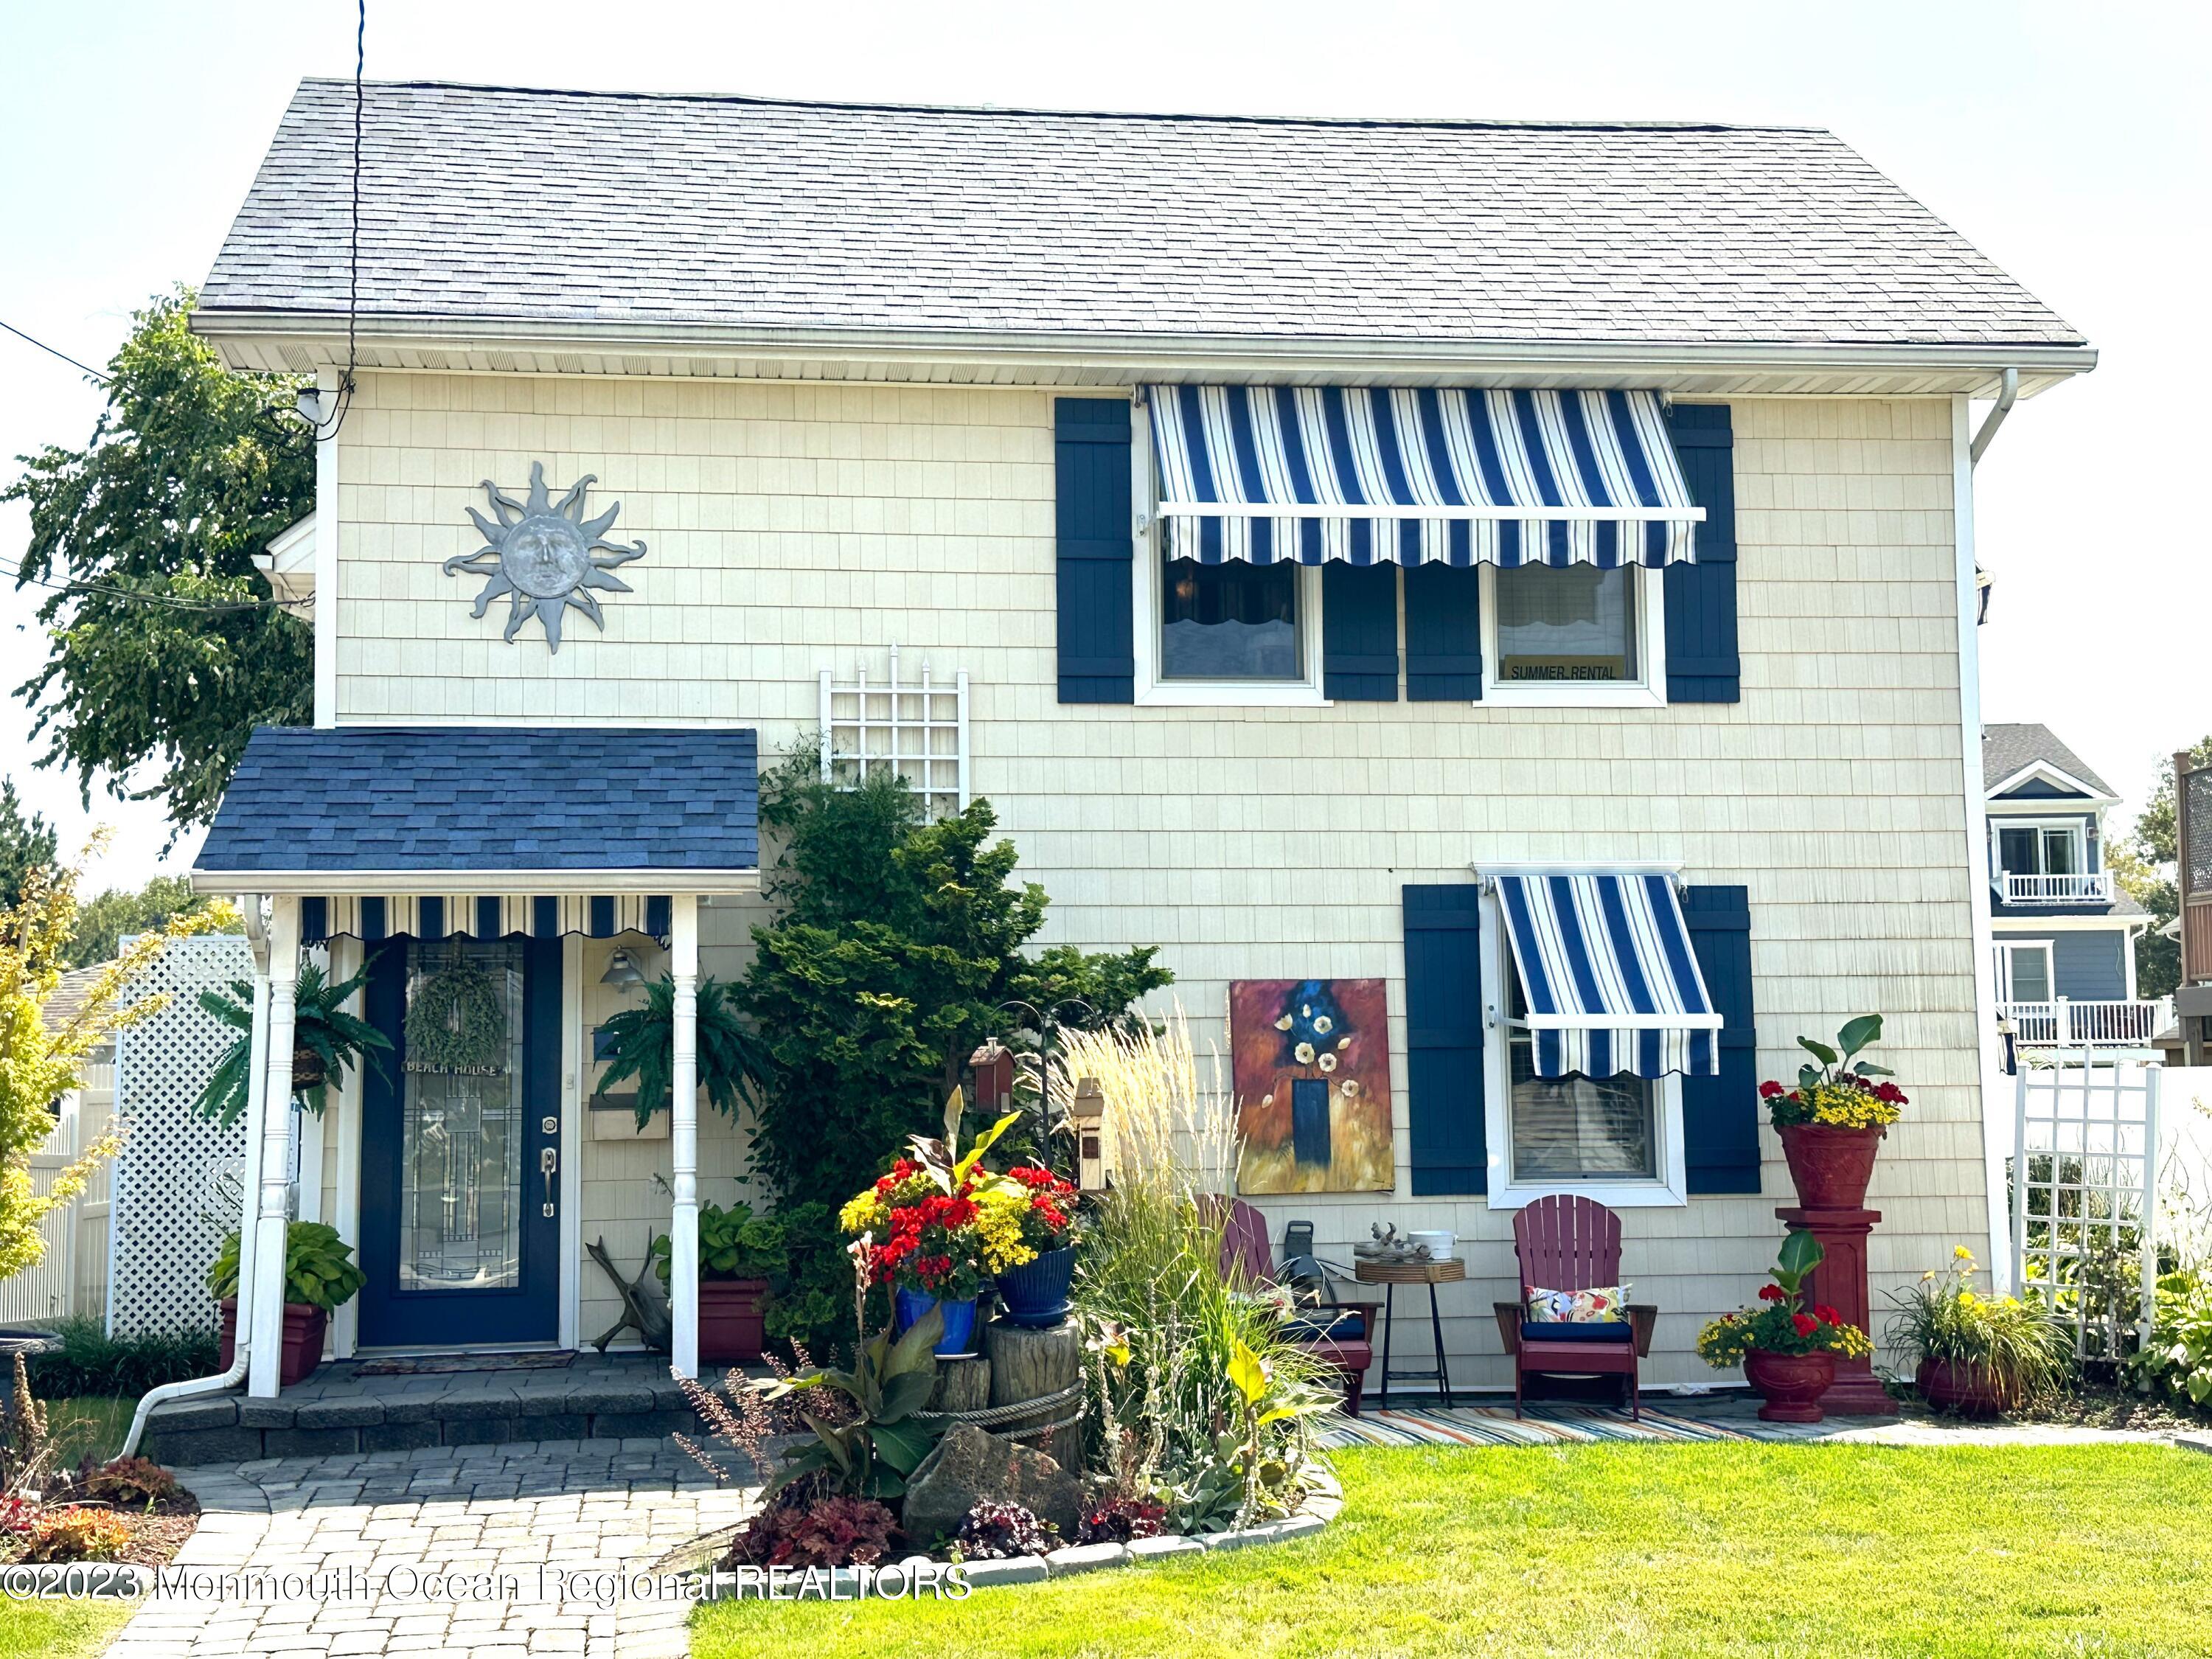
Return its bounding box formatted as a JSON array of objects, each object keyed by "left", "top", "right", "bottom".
[
  {"left": 1071, "top": 1075, "right": 1106, "bottom": 1192},
  {"left": 600, "top": 948, "right": 647, "bottom": 990}
]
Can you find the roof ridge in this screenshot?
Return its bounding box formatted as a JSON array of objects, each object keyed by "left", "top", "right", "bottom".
[{"left": 291, "top": 75, "right": 1829, "bottom": 136}]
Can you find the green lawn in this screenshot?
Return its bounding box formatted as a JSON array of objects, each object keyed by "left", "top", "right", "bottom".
[
  {"left": 694, "top": 1442, "right": 2212, "bottom": 1658},
  {"left": 0, "top": 1595, "right": 134, "bottom": 1659}
]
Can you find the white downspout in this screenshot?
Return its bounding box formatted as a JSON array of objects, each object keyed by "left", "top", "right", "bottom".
[
  {"left": 119, "top": 897, "right": 272, "bottom": 1457},
  {"left": 1969, "top": 366, "right": 2020, "bottom": 466}
]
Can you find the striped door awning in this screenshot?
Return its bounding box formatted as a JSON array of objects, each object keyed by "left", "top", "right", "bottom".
[
  {"left": 1495, "top": 872, "right": 1722, "bottom": 1079},
  {"left": 1147, "top": 386, "right": 1702, "bottom": 568},
  {"left": 301, "top": 893, "right": 672, "bottom": 945}
]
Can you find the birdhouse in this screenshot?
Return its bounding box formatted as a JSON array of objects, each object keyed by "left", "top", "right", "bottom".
[
  {"left": 969, "top": 1040, "right": 1015, "bottom": 1113},
  {"left": 1070, "top": 1075, "right": 1106, "bottom": 1192}
]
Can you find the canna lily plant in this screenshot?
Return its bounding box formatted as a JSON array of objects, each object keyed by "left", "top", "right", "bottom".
[
  {"left": 193, "top": 961, "right": 391, "bottom": 1125},
  {"left": 1760, "top": 1014, "right": 1908, "bottom": 1130}
]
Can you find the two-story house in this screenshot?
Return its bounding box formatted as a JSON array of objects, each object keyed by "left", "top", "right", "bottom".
[
  {"left": 1982, "top": 723, "right": 2161, "bottom": 1050},
  {"left": 183, "top": 81, "right": 2093, "bottom": 1395}
]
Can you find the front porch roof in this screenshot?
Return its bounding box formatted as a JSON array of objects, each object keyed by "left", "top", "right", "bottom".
[{"left": 192, "top": 725, "right": 759, "bottom": 894}]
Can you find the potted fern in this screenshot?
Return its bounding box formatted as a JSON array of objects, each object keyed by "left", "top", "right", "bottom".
[
  {"left": 596, "top": 974, "right": 765, "bottom": 1127},
  {"left": 650, "top": 1200, "right": 787, "bottom": 1361},
  {"left": 193, "top": 961, "right": 391, "bottom": 1124},
  {"left": 209, "top": 1222, "right": 366, "bottom": 1386}
]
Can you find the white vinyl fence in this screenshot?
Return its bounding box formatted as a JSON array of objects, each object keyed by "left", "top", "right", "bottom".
[
  {"left": 2010, "top": 1056, "right": 2160, "bottom": 1360},
  {"left": 0, "top": 1056, "right": 114, "bottom": 1329}
]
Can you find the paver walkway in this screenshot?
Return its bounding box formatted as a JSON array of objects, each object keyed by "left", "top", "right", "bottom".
[{"left": 110, "top": 1437, "right": 754, "bottom": 1659}]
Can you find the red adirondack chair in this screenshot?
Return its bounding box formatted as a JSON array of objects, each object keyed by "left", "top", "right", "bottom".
[
  {"left": 1511, "top": 1194, "right": 1640, "bottom": 1419},
  {"left": 1219, "top": 1200, "right": 1379, "bottom": 1416}
]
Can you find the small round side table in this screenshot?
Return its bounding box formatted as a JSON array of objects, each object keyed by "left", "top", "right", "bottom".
[{"left": 1354, "top": 1256, "right": 1466, "bottom": 1409}]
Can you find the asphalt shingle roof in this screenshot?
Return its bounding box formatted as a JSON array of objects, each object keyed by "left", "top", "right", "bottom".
[
  {"left": 198, "top": 80, "right": 2084, "bottom": 350},
  {"left": 195, "top": 726, "right": 759, "bottom": 874},
  {"left": 1983, "top": 723, "right": 2115, "bottom": 796}
]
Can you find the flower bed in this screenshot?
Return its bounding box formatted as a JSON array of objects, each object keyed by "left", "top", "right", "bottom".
[{"left": 1, "top": 1364, "right": 199, "bottom": 1574}]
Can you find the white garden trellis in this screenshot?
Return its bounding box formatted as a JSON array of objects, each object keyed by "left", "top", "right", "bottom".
[
  {"left": 2011, "top": 1056, "right": 2160, "bottom": 1360},
  {"left": 818, "top": 646, "right": 970, "bottom": 817}
]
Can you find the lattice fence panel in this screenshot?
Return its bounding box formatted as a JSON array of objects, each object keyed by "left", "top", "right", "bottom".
[
  {"left": 109, "top": 935, "right": 257, "bottom": 1338},
  {"left": 2187, "top": 764, "right": 2212, "bottom": 894},
  {"left": 2011, "top": 1059, "right": 2160, "bottom": 1361},
  {"left": 819, "top": 646, "right": 969, "bottom": 818}
]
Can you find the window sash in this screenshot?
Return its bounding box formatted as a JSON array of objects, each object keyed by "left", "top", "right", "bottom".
[
  {"left": 1157, "top": 554, "right": 1305, "bottom": 683},
  {"left": 1505, "top": 1030, "right": 1660, "bottom": 1182}
]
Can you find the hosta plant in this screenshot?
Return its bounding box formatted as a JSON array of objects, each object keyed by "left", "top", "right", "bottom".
[
  {"left": 2129, "top": 1266, "right": 2212, "bottom": 1410},
  {"left": 650, "top": 1200, "right": 787, "bottom": 1284},
  {"left": 208, "top": 1221, "right": 366, "bottom": 1310}
]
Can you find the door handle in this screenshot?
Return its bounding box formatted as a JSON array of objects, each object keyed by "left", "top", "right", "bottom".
[{"left": 540, "top": 1146, "right": 558, "bottom": 1217}]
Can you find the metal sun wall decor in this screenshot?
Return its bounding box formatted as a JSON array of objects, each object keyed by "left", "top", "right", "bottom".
[
  {"left": 445, "top": 462, "right": 647, "bottom": 652},
  {"left": 1230, "top": 978, "right": 1395, "bottom": 1195}
]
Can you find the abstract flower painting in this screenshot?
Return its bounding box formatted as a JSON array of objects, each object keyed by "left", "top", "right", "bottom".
[{"left": 1230, "top": 978, "right": 1394, "bottom": 1194}]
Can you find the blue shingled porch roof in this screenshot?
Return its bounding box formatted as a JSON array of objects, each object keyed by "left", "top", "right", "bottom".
[{"left": 195, "top": 726, "right": 759, "bottom": 876}]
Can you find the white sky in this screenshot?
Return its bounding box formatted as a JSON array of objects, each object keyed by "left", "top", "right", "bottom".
[{"left": 2, "top": 0, "right": 2205, "bottom": 888}]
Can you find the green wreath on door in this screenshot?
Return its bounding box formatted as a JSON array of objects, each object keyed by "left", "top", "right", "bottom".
[{"left": 404, "top": 959, "right": 509, "bottom": 1074}]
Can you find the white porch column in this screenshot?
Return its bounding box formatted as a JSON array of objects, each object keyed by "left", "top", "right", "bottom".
[
  {"left": 247, "top": 895, "right": 301, "bottom": 1398},
  {"left": 669, "top": 894, "right": 700, "bottom": 1379}
]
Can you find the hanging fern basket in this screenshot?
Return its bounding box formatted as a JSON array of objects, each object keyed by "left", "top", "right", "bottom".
[
  {"left": 403, "top": 960, "right": 509, "bottom": 1074},
  {"left": 290, "top": 1044, "right": 328, "bottom": 1097}
]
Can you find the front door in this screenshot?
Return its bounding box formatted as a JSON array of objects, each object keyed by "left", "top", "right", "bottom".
[{"left": 358, "top": 937, "right": 562, "bottom": 1348}]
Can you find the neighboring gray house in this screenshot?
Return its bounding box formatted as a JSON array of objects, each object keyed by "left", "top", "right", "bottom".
[{"left": 1983, "top": 723, "right": 2159, "bottom": 1047}]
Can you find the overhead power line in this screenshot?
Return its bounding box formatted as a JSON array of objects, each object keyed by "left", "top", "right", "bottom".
[
  {"left": 0, "top": 317, "right": 113, "bottom": 384},
  {"left": 1, "top": 557, "right": 313, "bottom": 616}
]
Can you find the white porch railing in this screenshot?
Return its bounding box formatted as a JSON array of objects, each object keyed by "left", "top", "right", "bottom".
[
  {"left": 2000, "top": 997, "right": 2172, "bottom": 1048},
  {"left": 2000, "top": 871, "right": 2113, "bottom": 905}
]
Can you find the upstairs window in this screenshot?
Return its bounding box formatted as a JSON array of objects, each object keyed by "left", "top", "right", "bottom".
[
  {"left": 1158, "top": 556, "right": 1304, "bottom": 682},
  {"left": 1493, "top": 565, "right": 1641, "bottom": 686},
  {"left": 1997, "top": 824, "right": 2084, "bottom": 877}
]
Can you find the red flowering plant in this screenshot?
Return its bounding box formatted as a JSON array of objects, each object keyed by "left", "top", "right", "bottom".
[
  {"left": 1697, "top": 1231, "right": 1874, "bottom": 1368},
  {"left": 1000, "top": 1162, "right": 1080, "bottom": 1257},
  {"left": 1760, "top": 1014, "right": 1908, "bottom": 1130},
  {"left": 839, "top": 1099, "right": 1042, "bottom": 1299}
]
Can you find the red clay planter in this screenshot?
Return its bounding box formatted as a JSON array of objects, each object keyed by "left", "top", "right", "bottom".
[
  {"left": 1916, "top": 1357, "right": 2015, "bottom": 1416},
  {"left": 1743, "top": 1349, "right": 1836, "bottom": 1422},
  {"left": 217, "top": 1296, "right": 330, "bottom": 1387},
  {"left": 697, "top": 1278, "right": 771, "bottom": 1363},
  {"left": 1778, "top": 1123, "right": 1885, "bottom": 1209}
]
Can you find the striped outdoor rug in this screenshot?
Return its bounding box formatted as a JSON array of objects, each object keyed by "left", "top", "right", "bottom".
[{"left": 1319, "top": 1403, "right": 1751, "bottom": 1450}]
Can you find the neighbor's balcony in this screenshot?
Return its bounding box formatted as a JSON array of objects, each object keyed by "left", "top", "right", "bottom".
[
  {"left": 1999, "top": 870, "right": 2113, "bottom": 905},
  {"left": 1999, "top": 996, "right": 2171, "bottom": 1048}
]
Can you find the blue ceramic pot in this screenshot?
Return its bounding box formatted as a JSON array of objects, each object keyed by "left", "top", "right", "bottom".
[
  {"left": 994, "top": 1245, "right": 1077, "bottom": 1328},
  {"left": 893, "top": 1289, "right": 979, "bottom": 1356}
]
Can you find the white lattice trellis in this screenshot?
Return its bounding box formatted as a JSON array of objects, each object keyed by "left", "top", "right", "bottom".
[
  {"left": 2011, "top": 1057, "right": 2161, "bottom": 1360},
  {"left": 819, "top": 647, "right": 969, "bottom": 817},
  {"left": 108, "top": 934, "right": 255, "bottom": 1338}
]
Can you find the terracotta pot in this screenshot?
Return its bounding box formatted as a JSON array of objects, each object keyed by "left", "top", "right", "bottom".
[
  {"left": 218, "top": 1296, "right": 329, "bottom": 1387},
  {"left": 697, "top": 1278, "right": 771, "bottom": 1363},
  {"left": 1916, "top": 1356, "right": 2017, "bottom": 1417},
  {"left": 1778, "top": 1123, "right": 1885, "bottom": 1209},
  {"left": 1743, "top": 1348, "right": 1836, "bottom": 1423}
]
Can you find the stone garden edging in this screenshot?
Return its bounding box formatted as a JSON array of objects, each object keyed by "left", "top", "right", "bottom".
[{"left": 701, "top": 1466, "right": 1343, "bottom": 1599}]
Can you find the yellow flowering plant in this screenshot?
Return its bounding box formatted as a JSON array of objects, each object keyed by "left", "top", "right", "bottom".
[
  {"left": 1761, "top": 1014, "right": 1907, "bottom": 1129},
  {"left": 1882, "top": 1245, "right": 2072, "bottom": 1400}
]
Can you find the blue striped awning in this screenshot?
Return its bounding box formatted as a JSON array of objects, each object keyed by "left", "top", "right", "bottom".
[
  {"left": 301, "top": 893, "right": 672, "bottom": 945},
  {"left": 1495, "top": 872, "right": 1722, "bottom": 1079},
  {"left": 1147, "top": 386, "right": 1702, "bottom": 568}
]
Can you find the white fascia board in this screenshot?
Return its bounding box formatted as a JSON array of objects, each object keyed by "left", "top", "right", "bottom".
[
  {"left": 190, "top": 310, "right": 2098, "bottom": 397},
  {"left": 254, "top": 512, "right": 317, "bottom": 603},
  {"left": 1985, "top": 761, "right": 2115, "bottom": 804},
  {"left": 1989, "top": 914, "right": 2141, "bottom": 933},
  {"left": 189, "top": 868, "right": 762, "bottom": 897}
]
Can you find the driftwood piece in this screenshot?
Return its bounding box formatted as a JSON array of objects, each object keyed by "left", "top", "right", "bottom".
[
  {"left": 984, "top": 1317, "right": 1083, "bottom": 1470},
  {"left": 587, "top": 1235, "right": 672, "bottom": 1354},
  {"left": 930, "top": 1354, "right": 992, "bottom": 1413}
]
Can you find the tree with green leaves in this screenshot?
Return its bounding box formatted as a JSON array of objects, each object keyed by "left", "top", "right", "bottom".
[
  {"left": 2116, "top": 736, "right": 2212, "bottom": 1000},
  {"left": 739, "top": 750, "right": 1169, "bottom": 1352},
  {"left": 65, "top": 874, "right": 235, "bottom": 968},
  {"left": 0, "top": 782, "right": 58, "bottom": 914},
  {"left": 5, "top": 288, "right": 313, "bottom": 832}
]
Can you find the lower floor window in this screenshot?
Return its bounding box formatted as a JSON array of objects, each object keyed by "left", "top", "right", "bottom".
[
  {"left": 1506, "top": 1034, "right": 1660, "bottom": 1181},
  {"left": 1160, "top": 556, "right": 1301, "bottom": 680}
]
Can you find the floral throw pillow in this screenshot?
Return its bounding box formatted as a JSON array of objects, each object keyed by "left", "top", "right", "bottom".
[{"left": 1526, "top": 1284, "right": 1629, "bottom": 1324}]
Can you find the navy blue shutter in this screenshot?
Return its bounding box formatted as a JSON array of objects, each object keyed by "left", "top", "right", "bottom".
[
  {"left": 1402, "top": 884, "right": 1487, "bottom": 1194},
  {"left": 1663, "top": 404, "right": 1739, "bottom": 703},
  {"left": 1680, "top": 885, "right": 1759, "bottom": 1194},
  {"left": 1321, "top": 563, "right": 1398, "bottom": 700},
  {"left": 1055, "top": 398, "right": 1135, "bottom": 703},
  {"left": 1403, "top": 563, "right": 1484, "bottom": 700}
]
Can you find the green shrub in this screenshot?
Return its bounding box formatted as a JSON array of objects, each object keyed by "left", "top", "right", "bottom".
[
  {"left": 26, "top": 1315, "right": 218, "bottom": 1399},
  {"left": 2129, "top": 1266, "right": 2212, "bottom": 1410}
]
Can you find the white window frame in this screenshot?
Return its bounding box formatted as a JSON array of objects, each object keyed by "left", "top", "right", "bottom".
[
  {"left": 1130, "top": 402, "right": 1329, "bottom": 708},
  {"left": 1476, "top": 888, "right": 1688, "bottom": 1209},
  {"left": 1992, "top": 818, "right": 2089, "bottom": 880},
  {"left": 1994, "top": 939, "right": 2056, "bottom": 1004},
  {"left": 1479, "top": 563, "right": 1669, "bottom": 709}
]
